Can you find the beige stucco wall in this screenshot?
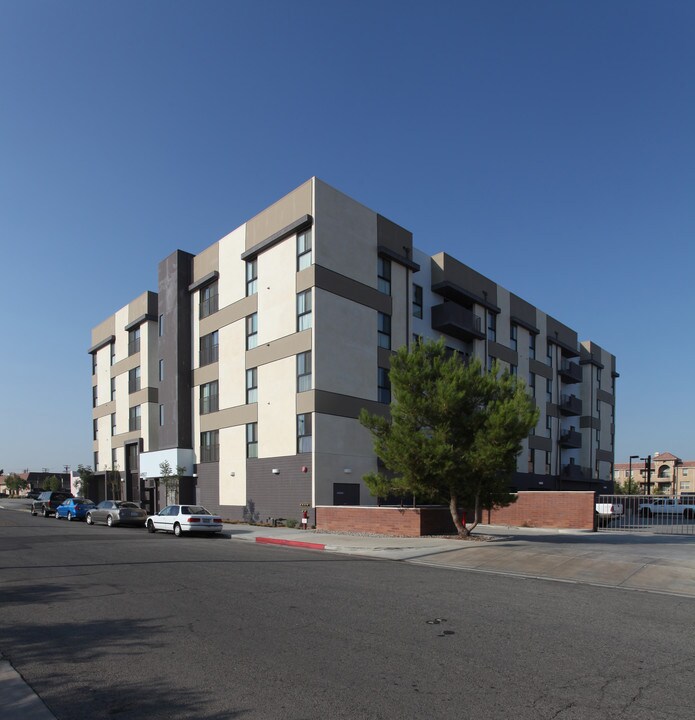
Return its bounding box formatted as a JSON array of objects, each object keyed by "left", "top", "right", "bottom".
[
  {"left": 219, "top": 424, "right": 247, "bottom": 505},
  {"left": 257, "top": 235, "right": 299, "bottom": 344},
  {"left": 218, "top": 320, "right": 246, "bottom": 409},
  {"left": 218, "top": 226, "right": 246, "bottom": 308},
  {"left": 258, "top": 356, "right": 297, "bottom": 458}
]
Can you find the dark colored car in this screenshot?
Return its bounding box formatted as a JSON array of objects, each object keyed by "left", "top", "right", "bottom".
[
  {"left": 86, "top": 500, "right": 147, "bottom": 527},
  {"left": 26, "top": 489, "right": 42, "bottom": 500},
  {"left": 31, "top": 491, "right": 74, "bottom": 517}
]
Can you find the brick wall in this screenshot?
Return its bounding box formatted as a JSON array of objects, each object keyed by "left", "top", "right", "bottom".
[{"left": 316, "top": 492, "right": 596, "bottom": 536}]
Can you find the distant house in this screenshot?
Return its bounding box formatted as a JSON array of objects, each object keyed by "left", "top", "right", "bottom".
[{"left": 614, "top": 452, "right": 695, "bottom": 494}]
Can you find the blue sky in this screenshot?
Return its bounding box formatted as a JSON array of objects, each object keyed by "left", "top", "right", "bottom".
[{"left": 1, "top": 0, "right": 693, "bottom": 473}]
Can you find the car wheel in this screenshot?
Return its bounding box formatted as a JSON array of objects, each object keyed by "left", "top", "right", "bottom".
[
  {"left": 107, "top": 515, "right": 114, "bottom": 527},
  {"left": 55, "top": 511, "right": 60, "bottom": 519},
  {"left": 43, "top": 507, "right": 50, "bottom": 518},
  {"left": 147, "top": 520, "right": 156, "bottom": 534},
  {"left": 31, "top": 509, "right": 36, "bottom": 516},
  {"left": 86, "top": 513, "right": 93, "bottom": 525},
  {"left": 67, "top": 512, "right": 73, "bottom": 521},
  {"left": 173, "top": 523, "right": 182, "bottom": 537}
]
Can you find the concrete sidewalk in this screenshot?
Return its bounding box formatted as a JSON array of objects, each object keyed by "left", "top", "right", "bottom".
[{"left": 228, "top": 522, "right": 695, "bottom": 598}]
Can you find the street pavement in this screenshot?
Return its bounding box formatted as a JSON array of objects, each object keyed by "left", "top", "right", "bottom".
[{"left": 2, "top": 499, "right": 695, "bottom": 719}]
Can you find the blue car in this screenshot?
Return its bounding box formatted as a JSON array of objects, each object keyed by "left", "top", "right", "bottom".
[{"left": 55, "top": 498, "right": 96, "bottom": 521}]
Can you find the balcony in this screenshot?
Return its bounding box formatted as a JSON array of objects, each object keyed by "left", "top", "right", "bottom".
[
  {"left": 561, "top": 463, "right": 590, "bottom": 481},
  {"left": 559, "top": 394, "right": 582, "bottom": 416},
  {"left": 559, "top": 428, "right": 582, "bottom": 449},
  {"left": 431, "top": 303, "right": 484, "bottom": 342},
  {"left": 559, "top": 360, "right": 582, "bottom": 384}
]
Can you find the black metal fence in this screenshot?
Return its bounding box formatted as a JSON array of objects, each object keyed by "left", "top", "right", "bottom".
[{"left": 596, "top": 494, "right": 695, "bottom": 535}]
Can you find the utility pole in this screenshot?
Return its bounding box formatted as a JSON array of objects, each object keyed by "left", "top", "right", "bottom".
[{"left": 641, "top": 455, "right": 652, "bottom": 495}]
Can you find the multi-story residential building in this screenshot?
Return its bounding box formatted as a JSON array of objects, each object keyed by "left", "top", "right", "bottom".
[
  {"left": 614, "top": 452, "right": 695, "bottom": 495},
  {"left": 88, "top": 178, "right": 617, "bottom": 520}
]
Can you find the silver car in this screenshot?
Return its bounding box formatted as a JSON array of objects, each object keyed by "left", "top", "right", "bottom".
[
  {"left": 146, "top": 505, "right": 223, "bottom": 537},
  {"left": 86, "top": 500, "right": 147, "bottom": 527}
]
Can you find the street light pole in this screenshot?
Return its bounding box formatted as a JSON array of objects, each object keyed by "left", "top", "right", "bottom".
[{"left": 629, "top": 454, "right": 639, "bottom": 492}]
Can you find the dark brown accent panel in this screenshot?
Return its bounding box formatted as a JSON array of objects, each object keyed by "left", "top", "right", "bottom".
[
  {"left": 580, "top": 416, "right": 600, "bottom": 429},
  {"left": 242, "top": 215, "right": 313, "bottom": 261},
  {"left": 314, "top": 391, "right": 389, "bottom": 420},
  {"left": 314, "top": 265, "right": 392, "bottom": 314},
  {"left": 529, "top": 435, "right": 552, "bottom": 451},
  {"left": 188, "top": 271, "right": 220, "bottom": 293},
  {"left": 376, "top": 214, "right": 414, "bottom": 261},
  {"left": 488, "top": 341, "right": 518, "bottom": 366},
  {"left": 509, "top": 294, "right": 538, "bottom": 334},
  {"left": 597, "top": 389, "right": 614, "bottom": 405},
  {"left": 88, "top": 335, "right": 115, "bottom": 355},
  {"left": 529, "top": 358, "right": 553, "bottom": 380},
  {"left": 377, "top": 347, "right": 392, "bottom": 369},
  {"left": 431, "top": 253, "right": 499, "bottom": 311},
  {"left": 246, "top": 329, "right": 312, "bottom": 369},
  {"left": 546, "top": 403, "right": 559, "bottom": 418},
  {"left": 199, "top": 294, "right": 257, "bottom": 336},
  {"left": 597, "top": 449, "right": 614, "bottom": 463},
  {"left": 124, "top": 314, "right": 157, "bottom": 333},
  {"left": 546, "top": 315, "right": 579, "bottom": 357}
]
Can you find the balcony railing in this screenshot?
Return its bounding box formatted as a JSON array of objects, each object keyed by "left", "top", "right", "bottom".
[
  {"left": 559, "top": 394, "right": 582, "bottom": 416},
  {"left": 200, "top": 294, "right": 219, "bottom": 319},
  {"left": 559, "top": 360, "right": 582, "bottom": 384},
  {"left": 200, "top": 395, "right": 219, "bottom": 415},
  {"left": 199, "top": 345, "right": 219, "bottom": 367},
  {"left": 561, "top": 463, "right": 592, "bottom": 480},
  {"left": 431, "top": 303, "right": 484, "bottom": 342},
  {"left": 200, "top": 444, "right": 220, "bottom": 463},
  {"left": 559, "top": 428, "right": 582, "bottom": 448}
]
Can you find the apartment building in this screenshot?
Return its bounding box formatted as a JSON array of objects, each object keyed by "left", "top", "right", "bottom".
[
  {"left": 614, "top": 452, "right": 695, "bottom": 495},
  {"left": 88, "top": 178, "right": 617, "bottom": 520}
]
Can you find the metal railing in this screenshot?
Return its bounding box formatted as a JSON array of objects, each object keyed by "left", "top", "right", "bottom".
[{"left": 596, "top": 494, "right": 695, "bottom": 535}]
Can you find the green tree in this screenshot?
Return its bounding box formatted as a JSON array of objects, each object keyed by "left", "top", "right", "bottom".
[
  {"left": 159, "top": 461, "right": 186, "bottom": 505},
  {"left": 4, "top": 473, "right": 27, "bottom": 497},
  {"left": 615, "top": 477, "right": 642, "bottom": 495},
  {"left": 74, "top": 464, "right": 93, "bottom": 498},
  {"left": 359, "top": 338, "right": 539, "bottom": 537},
  {"left": 45, "top": 475, "right": 61, "bottom": 491}
]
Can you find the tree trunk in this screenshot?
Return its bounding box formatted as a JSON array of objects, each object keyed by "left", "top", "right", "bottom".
[{"left": 449, "top": 493, "right": 471, "bottom": 537}]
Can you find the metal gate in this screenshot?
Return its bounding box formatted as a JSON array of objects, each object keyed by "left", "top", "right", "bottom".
[{"left": 596, "top": 494, "right": 695, "bottom": 535}]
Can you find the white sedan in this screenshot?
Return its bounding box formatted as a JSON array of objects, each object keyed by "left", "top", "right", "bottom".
[{"left": 146, "top": 505, "right": 223, "bottom": 537}]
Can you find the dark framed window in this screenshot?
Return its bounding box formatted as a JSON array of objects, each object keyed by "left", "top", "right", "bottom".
[
  {"left": 111, "top": 413, "right": 116, "bottom": 436},
  {"left": 546, "top": 415, "right": 552, "bottom": 436},
  {"left": 246, "top": 368, "right": 258, "bottom": 404},
  {"left": 200, "top": 281, "right": 219, "bottom": 319},
  {"left": 546, "top": 378, "right": 552, "bottom": 402},
  {"left": 546, "top": 342, "right": 553, "bottom": 367},
  {"left": 200, "top": 331, "right": 219, "bottom": 366},
  {"left": 110, "top": 377, "right": 116, "bottom": 401},
  {"left": 93, "top": 418, "right": 98, "bottom": 441},
  {"left": 110, "top": 343, "right": 115, "bottom": 366},
  {"left": 92, "top": 385, "right": 98, "bottom": 408},
  {"left": 377, "top": 312, "right": 391, "bottom": 349},
  {"left": 246, "top": 313, "right": 258, "bottom": 349},
  {"left": 510, "top": 364, "right": 518, "bottom": 377},
  {"left": 297, "top": 229, "right": 312, "bottom": 271},
  {"left": 158, "top": 314, "right": 164, "bottom": 337},
  {"left": 597, "top": 368, "right": 602, "bottom": 389},
  {"left": 528, "top": 372, "right": 535, "bottom": 397},
  {"left": 128, "top": 366, "right": 141, "bottom": 394},
  {"left": 246, "top": 259, "right": 258, "bottom": 296},
  {"left": 529, "top": 333, "right": 536, "bottom": 360},
  {"left": 510, "top": 324, "right": 518, "bottom": 351},
  {"left": 91, "top": 354, "right": 97, "bottom": 375},
  {"left": 129, "top": 405, "right": 141, "bottom": 432},
  {"left": 297, "top": 351, "right": 312, "bottom": 392},
  {"left": 200, "top": 430, "right": 219, "bottom": 463},
  {"left": 159, "top": 404, "right": 164, "bottom": 427},
  {"left": 412, "top": 283, "right": 423, "bottom": 319},
  {"left": 246, "top": 423, "right": 258, "bottom": 458},
  {"left": 487, "top": 312, "right": 496, "bottom": 342},
  {"left": 297, "top": 290, "right": 312, "bottom": 331},
  {"left": 378, "top": 367, "right": 391, "bottom": 404},
  {"left": 378, "top": 257, "right": 391, "bottom": 295},
  {"left": 545, "top": 451, "right": 551, "bottom": 475},
  {"left": 159, "top": 359, "right": 164, "bottom": 382},
  {"left": 297, "top": 413, "right": 312, "bottom": 453},
  {"left": 94, "top": 451, "right": 99, "bottom": 469},
  {"left": 200, "top": 381, "right": 219, "bottom": 415},
  {"left": 128, "top": 327, "right": 140, "bottom": 356},
  {"left": 528, "top": 449, "right": 535, "bottom": 474}
]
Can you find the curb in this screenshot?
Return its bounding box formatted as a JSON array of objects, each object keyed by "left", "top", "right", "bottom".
[{"left": 255, "top": 536, "right": 326, "bottom": 551}]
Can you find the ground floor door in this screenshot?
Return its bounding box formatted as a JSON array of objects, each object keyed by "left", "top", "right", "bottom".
[{"left": 333, "top": 483, "right": 360, "bottom": 506}]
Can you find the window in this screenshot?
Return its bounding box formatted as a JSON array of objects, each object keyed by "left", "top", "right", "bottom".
[
  {"left": 246, "top": 368, "right": 258, "bottom": 404},
  {"left": 412, "top": 283, "right": 423, "bottom": 319},
  {"left": 94, "top": 451, "right": 99, "bottom": 469},
  {"left": 597, "top": 368, "right": 602, "bottom": 389},
  {"left": 546, "top": 415, "right": 552, "bottom": 436},
  {"left": 510, "top": 364, "right": 518, "bottom": 377},
  {"left": 246, "top": 259, "right": 258, "bottom": 296},
  {"left": 528, "top": 449, "right": 535, "bottom": 474},
  {"left": 487, "top": 312, "right": 496, "bottom": 342},
  {"left": 110, "top": 377, "right": 116, "bottom": 402},
  {"left": 377, "top": 312, "right": 391, "bottom": 349},
  {"left": 596, "top": 427, "right": 600, "bottom": 443},
  {"left": 546, "top": 378, "right": 552, "bottom": 402},
  {"left": 297, "top": 413, "right": 312, "bottom": 453},
  {"left": 510, "top": 324, "right": 518, "bottom": 351},
  {"left": 200, "top": 331, "right": 219, "bottom": 366},
  {"left": 159, "top": 314, "right": 164, "bottom": 337},
  {"left": 111, "top": 448, "right": 117, "bottom": 468},
  {"left": 246, "top": 313, "right": 258, "bottom": 349},
  {"left": 487, "top": 355, "right": 494, "bottom": 372},
  {"left": 200, "top": 281, "right": 219, "bottom": 319},
  {"left": 159, "top": 404, "right": 164, "bottom": 427},
  {"left": 111, "top": 413, "right": 116, "bottom": 436},
  {"left": 91, "top": 354, "right": 97, "bottom": 375},
  {"left": 128, "top": 366, "right": 141, "bottom": 394},
  {"left": 546, "top": 342, "right": 553, "bottom": 367},
  {"left": 92, "top": 385, "right": 98, "bottom": 408},
  {"left": 297, "top": 229, "right": 312, "bottom": 271},
  {"left": 93, "top": 418, "right": 98, "bottom": 441},
  {"left": 129, "top": 405, "right": 141, "bottom": 432},
  {"left": 128, "top": 327, "right": 140, "bottom": 356},
  {"left": 545, "top": 451, "right": 551, "bottom": 475},
  {"left": 378, "top": 257, "right": 391, "bottom": 295},
  {"left": 297, "top": 351, "right": 312, "bottom": 392},
  {"left": 529, "top": 333, "right": 536, "bottom": 360},
  {"left": 111, "top": 343, "right": 115, "bottom": 366},
  {"left": 683, "top": 469, "right": 689, "bottom": 477},
  {"left": 378, "top": 367, "right": 391, "bottom": 404},
  {"left": 200, "top": 430, "right": 219, "bottom": 463},
  {"left": 528, "top": 372, "right": 536, "bottom": 397},
  {"left": 297, "top": 290, "right": 312, "bottom": 332},
  {"left": 200, "top": 381, "right": 219, "bottom": 415},
  {"left": 159, "top": 359, "right": 164, "bottom": 382},
  {"left": 246, "top": 423, "right": 258, "bottom": 458}
]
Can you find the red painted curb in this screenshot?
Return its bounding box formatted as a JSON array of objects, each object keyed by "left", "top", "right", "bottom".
[{"left": 255, "top": 537, "right": 326, "bottom": 551}]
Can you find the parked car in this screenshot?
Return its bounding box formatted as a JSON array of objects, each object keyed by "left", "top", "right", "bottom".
[
  {"left": 55, "top": 498, "right": 96, "bottom": 521},
  {"left": 86, "top": 500, "right": 147, "bottom": 527},
  {"left": 595, "top": 501, "right": 624, "bottom": 524},
  {"left": 638, "top": 498, "right": 695, "bottom": 519},
  {"left": 31, "top": 491, "right": 74, "bottom": 517},
  {"left": 146, "top": 505, "right": 223, "bottom": 537},
  {"left": 26, "top": 489, "right": 42, "bottom": 500}
]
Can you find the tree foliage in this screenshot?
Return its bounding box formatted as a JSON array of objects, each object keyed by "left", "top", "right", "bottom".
[
  {"left": 360, "top": 338, "right": 539, "bottom": 536},
  {"left": 3, "top": 473, "right": 28, "bottom": 496},
  {"left": 159, "top": 460, "right": 186, "bottom": 505},
  {"left": 45, "top": 475, "right": 61, "bottom": 491},
  {"left": 74, "top": 464, "right": 94, "bottom": 498}
]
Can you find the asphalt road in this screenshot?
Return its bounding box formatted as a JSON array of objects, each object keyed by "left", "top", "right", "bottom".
[{"left": 1, "top": 507, "right": 694, "bottom": 720}]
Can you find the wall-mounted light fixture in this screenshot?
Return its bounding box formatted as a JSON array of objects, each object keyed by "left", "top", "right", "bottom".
[
  {"left": 272, "top": 469, "right": 280, "bottom": 475},
  {"left": 343, "top": 468, "right": 352, "bottom": 474}
]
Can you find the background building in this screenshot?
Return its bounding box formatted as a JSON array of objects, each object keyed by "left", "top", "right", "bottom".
[
  {"left": 89, "top": 178, "right": 617, "bottom": 521},
  {"left": 614, "top": 452, "right": 695, "bottom": 494}
]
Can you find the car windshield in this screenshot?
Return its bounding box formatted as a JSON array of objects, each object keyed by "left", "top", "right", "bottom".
[
  {"left": 181, "top": 506, "right": 210, "bottom": 515},
  {"left": 116, "top": 502, "right": 140, "bottom": 509}
]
